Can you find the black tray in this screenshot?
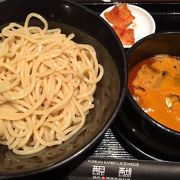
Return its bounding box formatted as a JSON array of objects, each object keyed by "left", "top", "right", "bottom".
[{"left": 17, "top": 1, "right": 180, "bottom": 179}]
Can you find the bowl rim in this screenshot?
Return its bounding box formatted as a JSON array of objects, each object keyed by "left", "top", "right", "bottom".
[
  {"left": 126, "top": 31, "right": 180, "bottom": 138},
  {"left": 0, "top": 0, "right": 127, "bottom": 178}
]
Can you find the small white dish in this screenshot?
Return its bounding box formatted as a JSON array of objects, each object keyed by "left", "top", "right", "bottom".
[{"left": 100, "top": 4, "right": 156, "bottom": 48}]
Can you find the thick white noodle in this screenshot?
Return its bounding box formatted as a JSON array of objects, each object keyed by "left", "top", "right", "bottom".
[{"left": 0, "top": 13, "right": 104, "bottom": 155}]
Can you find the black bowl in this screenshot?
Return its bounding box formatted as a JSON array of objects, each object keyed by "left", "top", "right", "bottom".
[
  {"left": 119, "top": 32, "right": 180, "bottom": 161},
  {"left": 0, "top": 0, "right": 127, "bottom": 178}
]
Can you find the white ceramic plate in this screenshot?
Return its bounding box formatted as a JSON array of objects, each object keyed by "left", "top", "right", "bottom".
[{"left": 100, "top": 4, "right": 156, "bottom": 48}]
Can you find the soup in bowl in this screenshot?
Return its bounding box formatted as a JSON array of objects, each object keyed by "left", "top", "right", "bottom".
[
  {"left": 121, "top": 32, "right": 180, "bottom": 160},
  {"left": 128, "top": 54, "right": 180, "bottom": 132}
]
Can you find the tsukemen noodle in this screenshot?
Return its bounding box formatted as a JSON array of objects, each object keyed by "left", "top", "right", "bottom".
[{"left": 0, "top": 13, "right": 104, "bottom": 155}]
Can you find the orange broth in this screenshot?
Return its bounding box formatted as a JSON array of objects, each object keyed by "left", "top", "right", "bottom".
[{"left": 128, "top": 55, "right": 180, "bottom": 131}]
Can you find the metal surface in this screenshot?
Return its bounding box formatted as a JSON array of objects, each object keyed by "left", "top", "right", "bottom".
[{"left": 91, "top": 129, "right": 135, "bottom": 160}]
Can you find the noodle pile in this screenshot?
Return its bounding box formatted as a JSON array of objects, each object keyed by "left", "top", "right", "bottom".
[{"left": 0, "top": 13, "right": 104, "bottom": 155}]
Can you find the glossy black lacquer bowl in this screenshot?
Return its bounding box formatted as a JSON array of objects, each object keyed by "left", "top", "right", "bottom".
[
  {"left": 0, "top": 0, "right": 127, "bottom": 178},
  {"left": 121, "top": 32, "right": 180, "bottom": 161}
]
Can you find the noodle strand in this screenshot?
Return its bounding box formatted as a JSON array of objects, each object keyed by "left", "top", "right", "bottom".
[{"left": 0, "top": 13, "right": 104, "bottom": 155}]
